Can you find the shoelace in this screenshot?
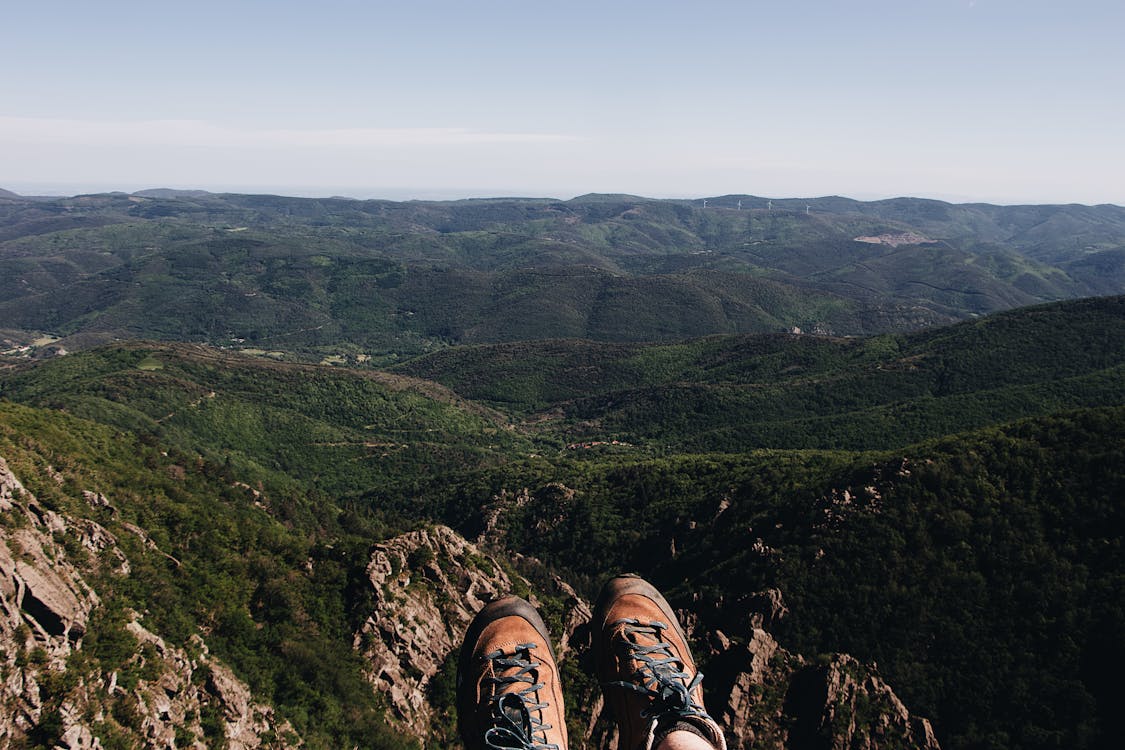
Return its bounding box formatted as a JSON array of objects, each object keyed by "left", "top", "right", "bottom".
[
  {"left": 605, "top": 618, "right": 710, "bottom": 722},
  {"left": 482, "top": 643, "right": 560, "bottom": 750}
]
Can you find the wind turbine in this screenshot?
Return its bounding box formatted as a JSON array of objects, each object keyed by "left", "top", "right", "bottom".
[
  {"left": 767, "top": 199, "right": 772, "bottom": 211},
  {"left": 702, "top": 198, "right": 708, "bottom": 208}
]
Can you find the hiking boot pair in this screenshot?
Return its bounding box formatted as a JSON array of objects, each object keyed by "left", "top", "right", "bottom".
[{"left": 457, "top": 574, "right": 727, "bottom": 750}]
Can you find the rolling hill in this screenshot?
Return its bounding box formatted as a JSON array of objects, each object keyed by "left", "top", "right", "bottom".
[
  {"left": 395, "top": 295, "right": 1125, "bottom": 450},
  {"left": 3, "top": 190, "right": 1125, "bottom": 359}
]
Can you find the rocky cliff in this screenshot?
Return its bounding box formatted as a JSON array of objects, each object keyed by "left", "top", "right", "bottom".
[
  {"left": 0, "top": 455, "right": 301, "bottom": 750},
  {"left": 707, "top": 628, "right": 939, "bottom": 750},
  {"left": 351, "top": 522, "right": 940, "bottom": 750},
  {"left": 354, "top": 525, "right": 515, "bottom": 741}
]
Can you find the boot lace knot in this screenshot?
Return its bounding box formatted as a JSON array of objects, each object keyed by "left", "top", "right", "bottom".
[{"left": 605, "top": 618, "right": 710, "bottom": 722}]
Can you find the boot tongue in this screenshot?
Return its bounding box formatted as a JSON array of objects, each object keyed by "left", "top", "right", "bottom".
[{"left": 498, "top": 693, "right": 530, "bottom": 727}]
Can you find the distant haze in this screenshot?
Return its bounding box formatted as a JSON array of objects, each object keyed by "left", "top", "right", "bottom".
[{"left": 3, "top": 1, "right": 1123, "bottom": 205}]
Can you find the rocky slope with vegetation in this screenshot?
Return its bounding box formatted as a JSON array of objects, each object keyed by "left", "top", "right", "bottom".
[
  {"left": 0, "top": 455, "right": 300, "bottom": 749},
  {"left": 2, "top": 442, "right": 942, "bottom": 750}
]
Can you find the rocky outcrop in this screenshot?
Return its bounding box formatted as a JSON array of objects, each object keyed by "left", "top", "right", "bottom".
[
  {"left": 118, "top": 620, "right": 299, "bottom": 750},
  {"left": 708, "top": 626, "right": 940, "bottom": 750},
  {"left": 0, "top": 455, "right": 301, "bottom": 750},
  {"left": 2, "top": 456, "right": 102, "bottom": 745},
  {"left": 353, "top": 525, "right": 940, "bottom": 750},
  {"left": 782, "top": 654, "right": 940, "bottom": 750},
  {"left": 0, "top": 476, "right": 99, "bottom": 650},
  {"left": 355, "top": 525, "right": 519, "bottom": 742}
]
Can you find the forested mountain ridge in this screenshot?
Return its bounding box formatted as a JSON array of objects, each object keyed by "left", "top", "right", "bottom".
[
  {"left": 4, "top": 296, "right": 1123, "bottom": 459},
  {"left": 3, "top": 189, "right": 1125, "bottom": 359},
  {"left": 396, "top": 295, "right": 1125, "bottom": 450}
]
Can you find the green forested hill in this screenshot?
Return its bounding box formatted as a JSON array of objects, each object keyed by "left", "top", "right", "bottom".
[
  {"left": 4, "top": 190, "right": 1125, "bottom": 358},
  {"left": 464, "top": 407, "right": 1125, "bottom": 750},
  {"left": 396, "top": 295, "right": 1125, "bottom": 450},
  {"left": 7, "top": 297, "right": 1124, "bottom": 460},
  {"left": 2, "top": 259, "right": 1124, "bottom": 750},
  {"left": 3, "top": 349, "right": 1121, "bottom": 750},
  {"left": 0, "top": 342, "right": 525, "bottom": 503}
]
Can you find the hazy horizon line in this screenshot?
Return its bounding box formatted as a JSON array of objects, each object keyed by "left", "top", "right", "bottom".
[{"left": 5, "top": 181, "right": 1123, "bottom": 209}]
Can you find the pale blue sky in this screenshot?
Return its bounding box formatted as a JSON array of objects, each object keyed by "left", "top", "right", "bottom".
[{"left": 3, "top": 1, "right": 1123, "bottom": 203}]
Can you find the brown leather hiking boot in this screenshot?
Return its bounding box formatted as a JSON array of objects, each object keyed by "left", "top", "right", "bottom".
[
  {"left": 457, "top": 596, "right": 568, "bottom": 750},
  {"left": 593, "top": 575, "right": 727, "bottom": 750}
]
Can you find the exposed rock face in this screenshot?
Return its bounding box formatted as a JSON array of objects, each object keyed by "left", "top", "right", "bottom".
[
  {"left": 707, "top": 626, "right": 939, "bottom": 750},
  {"left": 0, "top": 455, "right": 301, "bottom": 750},
  {"left": 478, "top": 487, "right": 533, "bottom": 545},
  {"left": 782, "top": 654, "right": 940, "bottom": 750},
  {"left": 745, "top": 588, "right": 789, "bottom": 631},
  {"left": 0, "top": 456, "right": 27, "bottom": 508},
  {"left": 121, "top": 620, "right": 300, "bottom": 750},
  {"left": 712, "top": 628, "right": 789, "bottom": 750},
  {"left": 2, "top": 456, "right": 101, "bottom": 745},
  {"left": 0, "top": 493, "right": 99, "bottom": 649},
  {"left": 354, "top": 525, "right": 940, "bottom": 750},
  {"left": 355, "top": 525, "right": 520, "bottom": 742}
]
